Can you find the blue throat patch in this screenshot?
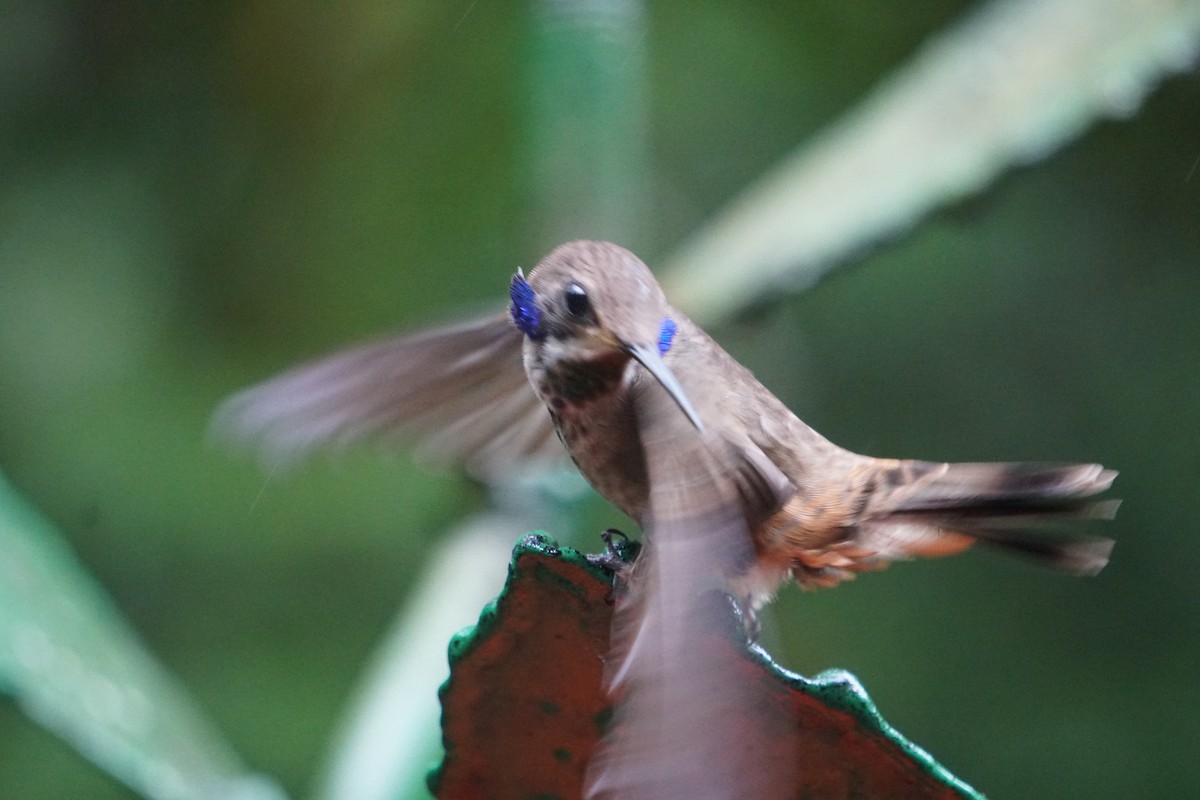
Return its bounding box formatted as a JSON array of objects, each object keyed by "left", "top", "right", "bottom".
[
  {"left": 509, "top": 273, "right": 544, "bottom": 340},
  {"left": 657, "top": 318, "right": 677, "bottom": 356}
]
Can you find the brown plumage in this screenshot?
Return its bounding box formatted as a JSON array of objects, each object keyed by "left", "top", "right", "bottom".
[{"left": 214, "top": 240, "right": 1117, "bottom": 799}]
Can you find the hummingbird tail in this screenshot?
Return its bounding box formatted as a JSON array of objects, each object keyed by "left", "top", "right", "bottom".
[
  {"left": 955, "top": 526, "right": 1116, "bottom": 575},
  {"left": 882, "top": 461, "right": 1118, "bottom": 574},
  {"left": 786, "top": 461, "right": 1117, "bottom": 588}
]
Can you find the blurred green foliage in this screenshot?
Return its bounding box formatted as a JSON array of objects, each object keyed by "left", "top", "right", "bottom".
[{"left": 1, "top": 1, "right": 1198, "bottom": 799}]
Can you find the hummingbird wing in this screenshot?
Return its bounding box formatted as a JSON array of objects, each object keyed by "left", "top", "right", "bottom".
[
  {"left": 211, "top": 314, "right": 562, "bottom": 480},
  {"left": 584, "top": 373, "right": 795, "bottom": 800}
]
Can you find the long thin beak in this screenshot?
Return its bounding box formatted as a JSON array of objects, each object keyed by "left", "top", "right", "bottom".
[{"left": 624, "top": 342, "right": 705, "bottom": 434}]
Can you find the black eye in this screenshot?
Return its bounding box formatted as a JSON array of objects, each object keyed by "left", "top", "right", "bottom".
[{"left": 564, "top": 282, "right": 591, "bottom": 318}]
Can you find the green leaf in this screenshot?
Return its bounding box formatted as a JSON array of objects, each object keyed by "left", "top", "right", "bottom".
[
  {"left": 0, "top": 472, "right": 285, "bottom": 800},
  {"left": 662, "top": 0, "right": 1200, "bottom": 322},
  {"left": 314, "top": 517, "right": 521, "bottom": 800}
]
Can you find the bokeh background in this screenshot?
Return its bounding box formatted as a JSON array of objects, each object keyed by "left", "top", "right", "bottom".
[{"left": 2, "top": 1, "right": 1198, "bottom": 798}]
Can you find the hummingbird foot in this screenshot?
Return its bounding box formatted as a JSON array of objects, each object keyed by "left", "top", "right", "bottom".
[
  {"left": 588, "top": 529, "right": 642, "bottom": 607},
  {"left": 587, "top": 528, "right": 641, "bottom": 573}
]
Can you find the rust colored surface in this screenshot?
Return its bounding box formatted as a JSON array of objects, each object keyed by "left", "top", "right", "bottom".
[{"left": 431, "top": 535, "right": 980, "bottom": 800}]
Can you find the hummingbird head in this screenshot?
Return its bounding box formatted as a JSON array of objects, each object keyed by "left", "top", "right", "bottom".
[{"left": 509, "top": 241, "right": 703, "bottom": 432}]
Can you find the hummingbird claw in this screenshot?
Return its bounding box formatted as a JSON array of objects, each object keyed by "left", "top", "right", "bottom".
[
  {"left": 600, "top": 527, "right": 629, "bottom": 549},
  {"left": 587, "top": 528, "right": 641, "bottom": 575}
]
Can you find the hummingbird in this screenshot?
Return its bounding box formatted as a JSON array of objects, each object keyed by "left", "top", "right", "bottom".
[{"left": 215, "top": 240, "right": 1116, "bottom": 799}]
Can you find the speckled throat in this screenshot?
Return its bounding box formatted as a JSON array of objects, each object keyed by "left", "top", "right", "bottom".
[
  {"left": 532, "top": 352, "right": 650, "bottom": 521},
  {"left": 536, "top": 352, "right": 629, "bottom": 409}
]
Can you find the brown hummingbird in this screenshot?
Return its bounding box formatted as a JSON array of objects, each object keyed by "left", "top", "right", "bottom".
[{"left": 215, "top": 240, "right": 1116, "bottom": 799}]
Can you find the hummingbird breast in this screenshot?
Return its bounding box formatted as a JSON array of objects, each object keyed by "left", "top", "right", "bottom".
[{"left": 526, "top": 348, "right": 651, "bottom": 521}]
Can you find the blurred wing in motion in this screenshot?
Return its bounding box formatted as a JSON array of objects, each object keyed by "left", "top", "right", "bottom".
[
  {"left": 211, "top": 314, "right": 561, "bottom": 481},
  {"left": 585, "top": 374, "right": 795, "bottom": 800}
]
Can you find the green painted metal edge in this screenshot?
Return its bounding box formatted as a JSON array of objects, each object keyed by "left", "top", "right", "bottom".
[
  {"left": 753, "top": 657, "right": 985, "bottom": 799},
  {"left": 439, "top": 532, "right": 635, "bottom": 667},
  {"left": 429, "top": 534, "right": 984, "bottom": 799}
]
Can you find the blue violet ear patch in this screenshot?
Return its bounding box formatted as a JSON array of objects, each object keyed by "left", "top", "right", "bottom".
[
  {"left": 509, "top": 271, "right": 544, "bottom": 340},
  {"left": 657, "top": 318, "right": 677, "bottom": 356}
]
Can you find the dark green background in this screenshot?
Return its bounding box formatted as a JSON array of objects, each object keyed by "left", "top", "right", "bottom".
[{"left": 2, "top": 2, "right": 1197, "bottom": 798}]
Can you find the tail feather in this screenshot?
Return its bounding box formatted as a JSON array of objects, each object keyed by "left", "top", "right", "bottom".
[
  {"left": 966, "top": 527, "right": 1115, "bottom": 575},
  {"left": 888, "top": 461, "right": 1118, "bottom": 575},
  {"left": 909, "top": 498, "right": 1121, "bottom": 527},
  {"left": 893, "top": 462, "right": 1116, "bottom": 511},
  {"left": 792, "top": 461, "right": 1120, "bottom": 586}
]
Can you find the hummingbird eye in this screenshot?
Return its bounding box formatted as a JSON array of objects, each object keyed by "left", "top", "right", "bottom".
[{"left": 564, "top": 282, "right": 592, "bottom": 318}]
